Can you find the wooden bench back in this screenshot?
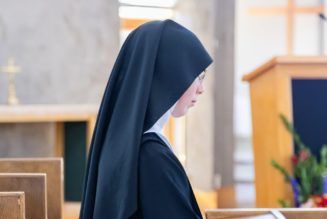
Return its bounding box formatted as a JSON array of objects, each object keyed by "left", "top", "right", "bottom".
[
  {"left": 0, "top": 158, "right": 63, "bottom": 219},
  {"left": 0, "top": 191, "right": 25, "bottom": 219},
  {"left": 0, "top": 173, "right": 47, "bottom": 219}
]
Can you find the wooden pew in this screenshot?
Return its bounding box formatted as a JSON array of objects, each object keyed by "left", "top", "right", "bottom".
[
  {"left": 0, "top": 158, "right": 63, "bottom": 219},
  {"left": 0, "top": 191, "right": 25, "bottom": 219},
  {"left": 0, "top": 173, "right": 47, "bottom": 219},
  {"left": 205, "top": 208, "right": 327, "bottom": 219}
]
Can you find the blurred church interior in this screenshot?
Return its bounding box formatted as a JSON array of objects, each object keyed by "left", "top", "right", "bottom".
[{"left": 1, "top": 0, "right": 327, "bottom": 218}]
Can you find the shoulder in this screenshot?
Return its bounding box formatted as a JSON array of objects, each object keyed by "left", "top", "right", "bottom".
[
  {"left": 140, "top": 133, "right": 173, "bottom": 164},
  {"left": 139, "top": 133, "right": 191, "bottom": 192},
  {"left": 140, "top": 132, "right": 185, "bottom": 175}
]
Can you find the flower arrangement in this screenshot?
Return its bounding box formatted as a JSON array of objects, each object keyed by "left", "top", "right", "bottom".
[{"left": 271, "top": 114, "right": 327, "bottom": 207}]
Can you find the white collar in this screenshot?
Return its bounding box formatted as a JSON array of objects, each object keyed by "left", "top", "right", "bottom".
[
  {"left": 144, "top": 102, "right": 177, "bottom": 135},
  {"left": 143, "top": 102, "right": 178, "bottom": 151}
]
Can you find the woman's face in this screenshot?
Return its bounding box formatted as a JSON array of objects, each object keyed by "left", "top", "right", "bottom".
[{"left": 171, "top": 70, "right": 206, "bottom": 118}]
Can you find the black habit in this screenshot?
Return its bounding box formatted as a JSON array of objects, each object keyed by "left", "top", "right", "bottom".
[{"left": 79, "top": 19, "right": 213, "bottom": 219}]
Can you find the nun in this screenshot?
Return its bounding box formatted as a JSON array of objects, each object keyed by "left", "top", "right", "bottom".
[{"left": 79, "top": 19, "right": 213, "bottom": 219}]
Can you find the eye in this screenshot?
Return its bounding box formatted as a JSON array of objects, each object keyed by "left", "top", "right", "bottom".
[{"left": 198, "top": 70, "right": 206, "bottom": 81}]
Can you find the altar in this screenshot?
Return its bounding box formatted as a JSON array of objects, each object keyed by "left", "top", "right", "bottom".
[{"left": 0, "top": 104, "right": 98, "bottom": 201}]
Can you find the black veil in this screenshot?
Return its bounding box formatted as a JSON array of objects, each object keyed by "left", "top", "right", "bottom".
[{"left": 79, "top": 19, "right": 213, "bottom": 219}]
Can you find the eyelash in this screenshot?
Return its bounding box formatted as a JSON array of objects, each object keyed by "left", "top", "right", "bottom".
[
  {"left": 199, "top": 69, "right": 207, "bottom": 80},
  {"left": 198, "top": 74, "right": 205, "bottom": 81}
]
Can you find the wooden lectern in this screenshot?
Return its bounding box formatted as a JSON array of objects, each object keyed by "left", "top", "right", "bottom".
[{"left": 243, "top": 56, "right": 327, "bottom": 207}]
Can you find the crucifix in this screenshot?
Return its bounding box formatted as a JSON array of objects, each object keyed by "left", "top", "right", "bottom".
[
  {"left": 1, "top": 57, "right": 21, "bottom": 105},
  {"left": 248, "top": 0, "right": 325, "bottom": 55}
]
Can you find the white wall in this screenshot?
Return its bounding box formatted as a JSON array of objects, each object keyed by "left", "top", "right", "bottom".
[{"left": 234, "top": 0, "right": 327, "bottom": 206}]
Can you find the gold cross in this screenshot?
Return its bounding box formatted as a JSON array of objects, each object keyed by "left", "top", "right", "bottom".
[
  {"left": 248, "top": 0, "right": 324, "bottom": 55},
  {"left": 1, "top": 57, "right": 21, "bottom": 105}
]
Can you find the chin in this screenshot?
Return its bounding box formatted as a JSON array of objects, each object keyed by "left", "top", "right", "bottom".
[
  {"left": 172, "top": 110, "right": 187, "bottom": 118},
  {"left": 172, "top": 106, "right": 190, "bottom": 118},
  {"left": 172, "top": 113, "right": 183, "bottom": 118}
]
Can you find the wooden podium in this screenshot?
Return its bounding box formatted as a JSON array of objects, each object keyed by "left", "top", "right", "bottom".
[{"left": 243, "top": 56, "right": 327, "bottom": 207}]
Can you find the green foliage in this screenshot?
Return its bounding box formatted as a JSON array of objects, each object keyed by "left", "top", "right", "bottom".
[
  {"left": 271, "top": 159, "right": 290, "bottom": 182},
  {"left": 271, "top": 114, "right": 327, "bottom": 206},
  {"left": 278, "top": 199, "right": 290, "bottom": 208},
  {"left": 279, "top": 114, "right": 307, "bottom": 150}
]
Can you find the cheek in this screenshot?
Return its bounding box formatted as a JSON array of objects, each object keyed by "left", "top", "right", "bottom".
[
  {"left": 181, "top": 83, "right": 198, "bottom": 103},
  {"left": 172, "top": 82, "right": 199, "bottom": 117},
  {"left": 185, "top": 84, "right": 198, "bottom": 100},
  {"left": 177, "top": 81, "right": 199, "bottom": 105},
  {"left": 175, "top": 95, "right": 189, "bottom": 111},
  {"left": 179, "top": 91, "right": 193, "bottom": 106},
  {"left": 175, "top": 98, "right": 187, "bottom": 111},
  {"left": 174, "top": 100, "right": 189, "bottom": 116}
]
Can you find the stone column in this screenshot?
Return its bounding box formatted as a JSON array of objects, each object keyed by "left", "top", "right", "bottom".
[
  {"left": 213, "top": 0, "right": 235, "bottom": 187},
  {"left": 175, "top": 0, "right": 235, "bottom": 189}
]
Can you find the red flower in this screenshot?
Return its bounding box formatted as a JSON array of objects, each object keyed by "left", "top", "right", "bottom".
[
  {"left": 321, "top": 196, "right": 327, "bottom": 207},
  {"left": 291, "top": 155, "right": 298, "bottom": 166},
  {"left": 315, "top": 195, "right": 327, "bottom": 207},
  {"left": 299, "top": 149, "right": 310, "bottom": 161}
]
